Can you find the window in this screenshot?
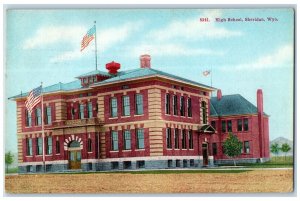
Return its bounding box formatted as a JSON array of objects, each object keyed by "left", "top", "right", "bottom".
[
  {"left": 168, "top": 160, "right": 173, "bottom": 168},
  {"left": 211, "top": 121, "right": 216, "bottom": 129},
  {"left": 212, "top": 143, "right": 217, "bottom": 155},
  {"left": 93, "top": 76, "right": 97, "bottom": 82},
  {"left": 88, "top": 138, "right": 92, "bottom": 152},
  {"left": 35, "top": 108, "right": 41, "bottom": 126},
  {"left": 237, "top": 119, "right": 243, "bottom": 131},
  {"left": 89, "top": 77, "right": 93, "bottom": 83},
  {"left": 36, "top": 138, "right": 42, "bottom": 155},
  {"left": 46, "top": 164, "right": 52, "bottom": 172},
  {"left": 26, "top": 138, "right": 32, "bottom": 156},
  {"left": 122, "top": 96, "right": 130, "bottom": 116},
  {"left": 88, "top": 163, "right": 93, "bottom": 171},
  {"left": 187, "top": 97, "right": 192, "bottom": 117},
  {"left": 71, "top": 107, "right": 75, "bottom": 120},
  {"left": 45, "top": 106, "right": 52, "bottom": 125},
  {"left": 165, "top": 94, "right": 170, "bottom": 114},
  {"left": 135, "top": 94, "right": 143, "bottom": 115},
  {"left": 190, "top": 159, "right": 195, "bottom": 167},
  {"left": 123, "top": 130, "right": 131, "bottom": 150},
  {"left": 244, "top": 141, "right": 250, "bottom": 153},
  {"left": 25, "top": 110, "right": 32, "bottom": 127},
  {"left": 136, "top": 128, "right": 144, "bottom": 149},
  {"left": 110, "top": 98, "right": 118, "bottom": 117},
  {"left": 111, "top": 131, "right": 118, "bottom": 151},
  {"left": 173, "top": 95, "right": 178, "bottom": 115},
  {"left": 56, "top": 140, "right": 60, "bottom": 154},
  {"left": 83, "top": 78, "right": 88, "bottom": 84},
  {"left": 166, "top": 128, "right": 172, "bottom": 149},
  {"left": 123, "top": 161, "right": 132, "bottom": 169},
  {"left": 183, "top": 159, "right": 188, "bottom": 168},
  {"left": 36, "top": 165, "right": 42, "bottom": 172},
  {"left": 174, "top": 128, "right": 179, "bottom": 149},
  {"left": 221, "top": 120, "right": 226, "bottom": 132},
  {"left": 137, "top": 161, "right": 145, "bottom": 169},
  {"left": 88, "top": 102, "right": 93, "bottom": 118},
  {"left": 79, "top": 104, "right": 85, "bottom": 119},
  {"left": 180, "top": 96, "right": 185, "bottom": 116},
  {"left": 176, "top": 160, "right": 180, "bottom": 167},
  {"left": 26, "top": 165, "right": 33, "bottom": 173},
  {"left": 188, "top": 130, "right": 193, "bottom": 149},
  {"left": 227, "top": 120, "right": 232, "bottom": 132},
  {"left": 46, "top": 136, "right": 52, "bottom": 155},
  {"left": 111, "top": 162, "right": 119, "bottom": 170},
  {"left": 244, "top": 118, "right": 249, "bottom": 131},
  {"left": 182, "top": 130, "right": 187, "bottom": 149},
  {"left": 201, "top": 101, "right": 207, "bottom": 124}
]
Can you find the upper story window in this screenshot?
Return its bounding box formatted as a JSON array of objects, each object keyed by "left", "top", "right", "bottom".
[
  {"left": 244, "top": 141, "right": 250, "bottom": 153},
  {"left": 110, "top": 97, "right": 118, "bottom": 117},
  {"left": 136, "top": 128, "right": 144, "bottom": 149},
  {"left": 135, "top": 94, "right": 143, "bottom": 115},
  {"left": 227, "top": 120, "right": 232, "bottom": 132},
  {"left": 25, "top": 109, "right": 32, "bottom": 127},
  {"left": 56, "top": 139, "right": 60, "bottom": 154},
  {"left": 165, "top": 94, "right": 170, "bottom": 115},
  {"left": 89, "top": 77, "right": 93, "bottom": 83},
  {"left": 35, "top": 108, "right": 41, "bottom": 126},
  {"left": 71, "top": 107, "right": 75, "bottom": 120},
  {"left": 180, "top": 96, "right": 185, "bottom": 116},
  {"left": 187, "top": 97, "right": 192, "bottom": 117},
  {"left": 188, "top": 130, "right": 193, "bottom": 149},
  {"left": 201, "top": 101, "right": 207, "bottom": 124},
  {"left": 221, "top": 120, "right": 226, "bottom": 132},
  {"left": 26, "top": 138, "right": 32, "bottom": 156},
  {"left": 87, "top": 102, "right": 93, "bottom": 118},
  {"left": 79, "top": 104, "right": 85, "bottom": 119},
  {"left": 212, "top": 143, "right": 217, "bottom": 155},
  {"left": 45, "top": 106, "right": 52, "bottom": 125},
  {"left": 111, "top": 131, "right": 118, "bottom": 151},
  {"left": 87, "top": 138, "right": 92, "bottom": 152},
  {"left": 173, "top": 95, "right": 178, "bottom": 115},
  {"left": 166, "top": 128, "right": 172, "bottom": 149},
  {"left": 93, "top": 76, "right": 97, "bottom": 82},
  {"left": 182, "top": 129, "right": 187, "bottom": 149},
  {"left": 36, "top": 138, "right": 42, "bottom": 155},
  {"left": 174, "top": 128, "right": 179, "bottom": 149},
  {"left": 83, "top": 78, "right": 88, "bottom": 84},
  {"left": 123, "top": 130, "right": 131, "bottom": 150},
  {"left": 243, "top": 118, "right": 249, "bottom": 131},
  {"left": 46, "top": 136, "right": 52, "bottom": 155},
  {"left": 237, "top": 119, "right": 243, "bottom": 131},
  {"left": 211, "top": 121, "right": 216, "bottom": 129},
  {"left": 122, "top": 96, "right": 130, "bottom": 116}
]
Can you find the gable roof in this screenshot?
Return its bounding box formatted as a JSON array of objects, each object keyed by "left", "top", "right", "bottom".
[{"left": 210, "top": 94, "right": 260, "bottom": 116}]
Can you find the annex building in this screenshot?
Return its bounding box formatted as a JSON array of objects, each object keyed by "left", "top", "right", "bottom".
[{"left": 11, "top": 55, "right": 270, "bottom": 173}]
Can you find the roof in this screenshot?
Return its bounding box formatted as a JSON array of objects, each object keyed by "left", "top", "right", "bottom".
[
  {"left": 210, "top": 94, "right": 264, "bottom": 116},
  {"left": 76, "top": 70, "right": 111, "bottom": 78},
  {"left": 10, "top": 67, "right": 215, "bottom": 100},
  {"left": 92, "top": 67, "right": 214, "bottom": 90}
]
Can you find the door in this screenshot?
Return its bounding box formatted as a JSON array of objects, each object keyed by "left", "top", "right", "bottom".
[
  {"left": 202, "top": 143, "right": 208, "bottom": 166},
  {"left": 69, "top": 150, "right": 81, "bottom": 169}
]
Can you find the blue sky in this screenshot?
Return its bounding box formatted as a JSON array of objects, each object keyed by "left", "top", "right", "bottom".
[{"left": 5, "top": 9, "right": 294, "bottom": 153}]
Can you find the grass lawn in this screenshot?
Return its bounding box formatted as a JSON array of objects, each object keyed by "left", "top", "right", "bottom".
[{"left": 5, "top": 167, "right": 18, "bottom": 174}]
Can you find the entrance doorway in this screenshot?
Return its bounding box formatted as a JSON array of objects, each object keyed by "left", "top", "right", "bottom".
[
  {"left": 68, "top": 141, "right": 82, "bottom": 170},
  {"left": 202, "top": 143, "right": 208, "bottom": 166}
]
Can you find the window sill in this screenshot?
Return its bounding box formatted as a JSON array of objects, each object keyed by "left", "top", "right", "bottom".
[
  {"left": 166, "top": 148, "right": 173, "bottom": 150},
  {"left": 174, "top": 149, "right": 180, "bottom": 150},
  {"left": 36, "top": 155, "right": 42, "bottom": 157},
  {"left": 88, "top": 152, "right": 93, "bottom": 154},
  {"left": 26, "top": 155, "right": 33, "bottom": 157},
  {"left": 135, "top": 149, "right": 145, "bottom": 151},
  {"left": 122, "top": 150, "right": 132, "bottom": 152},
  {"left": 55, "top": 154, "right": 61, "bottom": 155},
  {"left": 109, "top": 117, "right": 118, "bottom": 120},
  {"left": 45, "top": 154, "right": 52, "bottom": 156},
  {"left": 134, "top": 114, "right": 144, "bottom": 117},
  {"left": 110, "top": 150, "right": 119, "bottom": 153},
  {"left": 182, "top": 149, "right": 187, "bottom": 150}
]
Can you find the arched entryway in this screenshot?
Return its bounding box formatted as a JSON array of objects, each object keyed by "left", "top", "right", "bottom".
[{"left": 68, "top": 141, "right": 82, "bottom": 170}]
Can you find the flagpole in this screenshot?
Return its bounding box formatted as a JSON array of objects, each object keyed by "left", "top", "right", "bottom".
[
  {"left": 210, "top": 66, "right": 212, "bottom": 87},
  {"left": 94, "top": 21, "right": 98, "bottom": 70},
  {"left": 41, "top": 82, "right": 45, "bottom": 172}
]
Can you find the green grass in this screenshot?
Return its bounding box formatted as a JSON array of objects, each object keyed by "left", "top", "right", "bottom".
[
  {"left": 54, "top": 169, "right": 250, "bottom": 175},
  {"left": 5, "top": 167, "right": 18, "bottom": 174}
]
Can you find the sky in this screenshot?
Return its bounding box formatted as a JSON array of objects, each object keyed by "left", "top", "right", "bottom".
[{"left": 4, "top": 8, "right": 294, "bottom": 153}]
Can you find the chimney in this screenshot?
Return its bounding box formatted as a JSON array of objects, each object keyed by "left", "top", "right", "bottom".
[
  {"left": 217, "top": 89, "right": 222, "bottom": 100},
  {"left": 140, "top": 54, "right": 151, "bottom": 68},
  {"left": 257, "top": 89, "right": 263, "bottom": 114},
  {"left": 106, "top": 61, "right": 120, "bottom": 75}
]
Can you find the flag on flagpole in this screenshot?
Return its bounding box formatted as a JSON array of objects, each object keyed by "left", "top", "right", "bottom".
[
  {"left": 25, "top": 86, "right": 42, "bottom": 114},
  {"left": 81, "top": 25, "right": 96, "bottom": 51},
  {"left": 203, "top": 70, "right": 211, "bottom": 76}
]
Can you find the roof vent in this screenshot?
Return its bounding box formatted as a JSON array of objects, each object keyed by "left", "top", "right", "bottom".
[
  {"left": 106, "top": 61, "right": 120, "bottom": 75},
  {"left": 217, "top": 89, "right": 222, "bottom": 100},
  {"left": 140, "top": 54, "right": 151, "bottom": 68}
]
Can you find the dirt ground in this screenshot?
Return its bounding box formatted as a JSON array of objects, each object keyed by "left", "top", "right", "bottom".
[{"left": 5, "top": 169, "right": 293, "bottom": 194}]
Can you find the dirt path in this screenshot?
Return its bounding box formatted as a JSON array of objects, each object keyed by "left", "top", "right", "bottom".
[{"left": 5, "top": 169, "right": 293, "bottom": 194}]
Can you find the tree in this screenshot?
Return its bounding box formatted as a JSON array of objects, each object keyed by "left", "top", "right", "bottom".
[
  {"left": 281, "top": 143, "right": 291, "bottom": 161},
  {"left": 270, "top": 143, "right": 280, "bottom": 161},
  {"left": 223, "top": 132, "right": 243, "bottom": 166},
  {"left": 5, "top": 152, "right": 14, "bottom": 173}
]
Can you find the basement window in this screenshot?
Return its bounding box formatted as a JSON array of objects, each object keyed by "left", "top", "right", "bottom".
[
  {"left": 137, "top": 161, "right": 145, "bottom": 169},
  {"left": 168, "top": 160, "right": 173, "bottom": 168},
  {"left": 111, "top": 162, "right": 119, "bottom": 170},
  {"left": 123, "top": 161, "right": 132, "bottom": 169}
]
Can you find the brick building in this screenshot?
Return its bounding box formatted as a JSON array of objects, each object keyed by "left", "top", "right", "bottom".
[{"left": 10, "top": 55, "right": 270, "bottom": 173}]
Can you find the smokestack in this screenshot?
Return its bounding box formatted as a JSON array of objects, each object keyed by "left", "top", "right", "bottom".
[
  {"left": 257, "top": 89, "right": 265, "bottom": 159},
  {"left": 217, "top": 89, "right": 222, "bottom": 100},
  {"left": 257, "top": 89, "right": 263, "bottom": 114},
  {"left": 140, "top": 54, "right": 151, "bottom": 68}
]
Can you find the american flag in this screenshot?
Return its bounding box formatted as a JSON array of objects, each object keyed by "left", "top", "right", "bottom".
[
  {"left": 203, "top": 70, "right": 211, "bottom": 76},
  {"left": 25, "top": 86, "right": 42, "bottom": 114},
  {"left": 81, "top": 25, "right": 96, "bottom": 51}
]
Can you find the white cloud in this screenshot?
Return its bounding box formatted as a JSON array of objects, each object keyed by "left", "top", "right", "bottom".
[
  {"left": 147, "top": 10, "right": 242, "bottom": 42},
  {"left": 221, "top": 44, "right": 293, "bottom": 71},
  {"left": 130, "top": 43, "right": 224, "bottom": 57}
]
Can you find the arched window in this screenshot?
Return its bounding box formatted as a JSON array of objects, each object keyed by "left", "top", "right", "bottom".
[
  {"left": 69, "top": 141, "right": 80, "bottom": 148},
  {"left": 201, "top": 101, "right": 207, "bottom": 124}
]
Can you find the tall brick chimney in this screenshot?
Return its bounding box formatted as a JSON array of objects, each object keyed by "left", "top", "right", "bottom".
[
  {"left": 217, "top": 89, "right": 222, "bottom": 100},
  {"left": 257, "top": 89, "right": 265, "bottom": 159},
  {"left": 140, "top": 54, "right": 151, "bottom": 68}
]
